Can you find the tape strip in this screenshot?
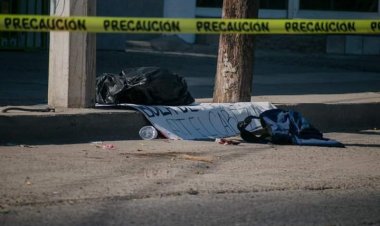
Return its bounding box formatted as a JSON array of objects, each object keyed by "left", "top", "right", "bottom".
[{"left": 1, "top": 15, "right": 380, "bottom": 34}]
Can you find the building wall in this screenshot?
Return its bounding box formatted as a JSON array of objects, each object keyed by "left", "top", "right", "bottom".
[
  {"left": 1, "top": 0, "right": 377, "bottom": 54},
  {"left": 164, "top": 0, "right": 196, "bottom": 43},
  {"left": 0, "top": 0, "right": 49, "bottom": 50},
  {"left": 190, "top": 0, "right": 380, "bottom": 55},
  {"left": 96, "top": 0, "right": 164, "bottom": 50}
]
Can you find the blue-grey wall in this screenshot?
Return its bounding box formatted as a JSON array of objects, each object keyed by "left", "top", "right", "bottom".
[{"left": 97, "top": 0, "right": 164, "bottom": 50}]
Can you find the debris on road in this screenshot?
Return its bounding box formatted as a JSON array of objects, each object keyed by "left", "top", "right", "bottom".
[
  {"left": 124, "top": 152, "right": 214, "bottom": 164},
  {"left": 182, "top": 154, "right": 213, "bottom": 163},
  {"left": 102, "top": 144, "right": 115, "bottom": 150},
  {"left": 187, "top": 188, "right": 199, "bottom": 195},
  {"left": 215, "top": 138, "right": 240, "bottom": 145},
  {"left": 0, "top": 204, "right": 10, "bottom": 214},
  {"left": 19, "top": 144, "right": 37, "bottom": 149},
  {"left": 90, "top": 141, "right": 103, "bottom": 146},
  {"left": 24, "top": 176, "right": 32, "bottom": 186},
  {"left": 1, "top": 106, "right": 55, "bottom": 113},
  {"left": 90, "top": 141, "right": 116, "bottom": 150}
]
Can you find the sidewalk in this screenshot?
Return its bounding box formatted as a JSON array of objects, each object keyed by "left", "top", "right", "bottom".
[
  {"left": 0, "top": 47, "right": 379, "bottom": 144},
  {"left": 1, "top": 93, "right": 379, "bottom": 145}
]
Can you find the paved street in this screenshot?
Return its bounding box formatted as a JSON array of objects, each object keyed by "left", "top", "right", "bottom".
[
  {"left": 0, "top": 132, "right": 379, "bottom": 225},
  {"left": 2, "top": 190, "right": 379, "bottom": 226}
]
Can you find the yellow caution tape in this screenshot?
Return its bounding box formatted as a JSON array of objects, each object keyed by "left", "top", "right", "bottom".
[{"left": 1, "top": 15, "right": 380, "bottom": 34}]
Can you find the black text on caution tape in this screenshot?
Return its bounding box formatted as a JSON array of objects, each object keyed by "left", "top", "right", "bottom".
[
  {"left": 371, "top": 22, "right": 380, "bottom": 32},
  {"left": 196, "top": 21, "right": 270, "bottom": 33},
  {"left": 285, "top": 21, "right": 356, "bottom": 33},
  {"left": 3, "top": 17, "right": 87, "bottom": 31},
  {"left": 103, "top": 20, "right": 181, "bottom": 32}
]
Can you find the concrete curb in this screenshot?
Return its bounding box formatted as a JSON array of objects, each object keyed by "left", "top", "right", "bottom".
[
  {"left": 1, "top": 103, "right": 379, "bottom": 145},
  {"left": 278, "top": 103, "right": 380, "bottom": 132},
  {"left": 0, "top": 109, "right": 149, "bottom": 145}
]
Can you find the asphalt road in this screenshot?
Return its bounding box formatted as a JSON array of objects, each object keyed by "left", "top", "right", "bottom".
[
  {"left": 2, "top": 190, "right": 379, "bottom": 226},
  {"left": 1, "top": 132, "right": 379, "bottom": 225}
]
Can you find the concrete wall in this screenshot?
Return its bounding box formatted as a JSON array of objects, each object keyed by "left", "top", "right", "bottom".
[{"left": 96, "top": 0, "right": 164, "bottom": 50}]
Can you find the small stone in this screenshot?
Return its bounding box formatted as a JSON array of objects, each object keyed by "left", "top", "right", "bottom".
[{"left": 187, "top": 188, "right": 199, "bottom": 195}]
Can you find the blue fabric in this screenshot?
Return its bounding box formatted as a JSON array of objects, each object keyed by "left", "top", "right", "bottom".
[
  {"left": 259, "top": 109, "right": 344, "bottom": 147},
  {"left": 292, "top": 136, "right": 345, "bottom": 147}
]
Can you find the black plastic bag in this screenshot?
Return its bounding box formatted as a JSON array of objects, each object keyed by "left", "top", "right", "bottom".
[{"left": 96, "top": 67, "right": 194, "bottom": 106}]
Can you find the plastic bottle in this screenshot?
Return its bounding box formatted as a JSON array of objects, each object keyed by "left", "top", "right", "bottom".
[{"left": 139, "top": 126, "right": 158, "bottom": 140}]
